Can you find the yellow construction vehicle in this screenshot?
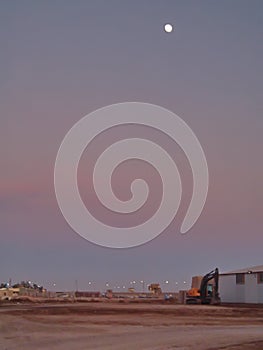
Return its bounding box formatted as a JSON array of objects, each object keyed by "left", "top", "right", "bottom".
[{"left": 186, "top": 268, "right": 221, "bottom": 305}]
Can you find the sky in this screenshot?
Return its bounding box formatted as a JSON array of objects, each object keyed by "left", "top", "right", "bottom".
[{"left": 1, "top": 0, "right": 263, "bottom": 292}]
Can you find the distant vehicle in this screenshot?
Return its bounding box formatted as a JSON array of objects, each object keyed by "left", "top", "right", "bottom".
[
  {"left": 186, "top": 268, "right": 221, "bottom": 305},
  {"left": 164, "top": 294, "right": 174, "bottom": 301}
]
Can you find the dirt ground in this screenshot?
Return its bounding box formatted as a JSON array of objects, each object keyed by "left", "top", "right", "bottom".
[{"left": 0, "top": 302, "right": 263, "bottom": 350}]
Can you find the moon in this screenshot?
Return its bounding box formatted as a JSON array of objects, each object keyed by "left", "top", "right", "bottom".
[{"left": 164, "top": 23, "right": 173, "bottom": 33}]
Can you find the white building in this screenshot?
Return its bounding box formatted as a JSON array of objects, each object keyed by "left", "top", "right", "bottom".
[{"left": 220, "top": 265, "right": 263, "bottom": 304}]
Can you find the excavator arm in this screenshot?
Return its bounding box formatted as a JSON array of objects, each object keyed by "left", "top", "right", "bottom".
[{"left": 199, "top": 268, "right": 220, "bottom": 304}]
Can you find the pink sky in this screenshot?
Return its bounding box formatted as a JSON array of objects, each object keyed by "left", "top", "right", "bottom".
[{"left": 1, "top": 0, "right": 262, "bottom": 291}]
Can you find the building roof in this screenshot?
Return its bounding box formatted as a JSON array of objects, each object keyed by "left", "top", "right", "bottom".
[{"left": 221, "top": 265, "right": 263, "bottom": 275}]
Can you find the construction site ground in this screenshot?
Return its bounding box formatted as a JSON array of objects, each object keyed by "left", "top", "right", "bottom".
[{"left": 0, "top": 301, "right": 263, "bottom": 350}]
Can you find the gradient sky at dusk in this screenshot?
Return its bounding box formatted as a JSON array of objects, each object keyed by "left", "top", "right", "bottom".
[{"left": 1, "top": 0, "right": 263, "bottom": 291}]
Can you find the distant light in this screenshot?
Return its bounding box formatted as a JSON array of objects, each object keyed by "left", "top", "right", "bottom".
[
  {"left": 123, "top": 286, "right": 126, "bottom": 289},
  {"left": 165, "top": 280, "right": 169, "bottom": 284},
  {"left": 183, "top": 281, "right": 186, "bottom": 284},
  {"left": 133, "top": 281, "right": 136, "bottom": 284},
  {"left": 164, "top": 23, "right": 173, "bottom": 33}
]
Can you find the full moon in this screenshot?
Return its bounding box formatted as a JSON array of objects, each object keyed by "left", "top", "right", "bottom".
[{"left": 164, "top": 23, "right": 173, "bottom": 33}]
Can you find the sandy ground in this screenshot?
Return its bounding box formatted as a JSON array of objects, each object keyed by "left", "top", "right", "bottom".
[{"left": 0, "top": 302, "right": 263, "bottom": 350}]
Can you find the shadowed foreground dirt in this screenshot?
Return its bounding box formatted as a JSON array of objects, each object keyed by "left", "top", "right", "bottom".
[{"left": 0, "top": 302, "right": 263, "bottom": 350}]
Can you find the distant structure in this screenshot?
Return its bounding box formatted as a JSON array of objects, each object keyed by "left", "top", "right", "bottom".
[
  {"left": 75, "top": 291, "right": 101, "bottom": 298},
  {"left": 0, "top": 280, "right": 47, "bottom": 301},
  {"left": 220, "top": 265, "right": 263, "bottom": 304},
  {"left": 0, "top": 288, "right": 20, "bottom": 301},
  {"left": 148, "top": 283, "right": 162, "bottom": 295}
]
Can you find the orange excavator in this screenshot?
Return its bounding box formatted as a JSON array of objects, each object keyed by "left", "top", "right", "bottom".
[{"left": 186, "top": 268, "right": 221, "bottom": 305}]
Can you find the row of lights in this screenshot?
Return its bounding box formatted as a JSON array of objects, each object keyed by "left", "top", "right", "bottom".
[
  {"left": 88, "top": 280, "right": 187, "bottom": 289},
  {"left": 51, "top": 280, "right": 187, "bottom": 290}
]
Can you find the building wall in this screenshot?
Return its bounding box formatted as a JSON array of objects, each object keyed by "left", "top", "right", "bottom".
[
  {"left": 0, "top": 288, "right": 20, "bottom": 300},
  {"left": 258, "top": 283, "right": 263, "bottom": 303},
  {"left": 220, "top": 273, "right": 263, "bottom": 303}
]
